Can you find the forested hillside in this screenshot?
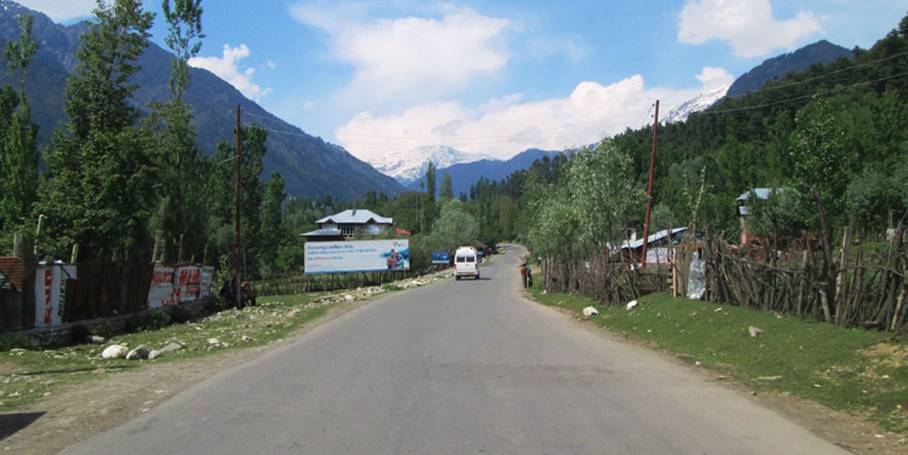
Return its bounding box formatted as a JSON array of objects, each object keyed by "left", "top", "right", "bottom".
[{"left": 0, "top": 0, "right": 401, "bottom": 199}]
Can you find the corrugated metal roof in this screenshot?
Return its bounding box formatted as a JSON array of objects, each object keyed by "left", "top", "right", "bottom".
[
  {"left": 301, "top": 227, "right": 343, "bottom": 237},
  {"left": 316, "top": 209, "right": 393, "bottom": 225},
  {"left": 621, "top": 227, "right": 688, "bottom": 250},
  {"left": 736, "top": 188, "right": 775, "bottom": 202}
]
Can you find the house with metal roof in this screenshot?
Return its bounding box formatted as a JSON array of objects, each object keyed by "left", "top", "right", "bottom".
[{"left": 302, "top": 209, "right": 395, "bottom": 241}]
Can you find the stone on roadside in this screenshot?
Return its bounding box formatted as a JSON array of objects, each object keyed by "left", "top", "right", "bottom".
[
  {"left": 148, "top": 350, "right": 161, "bottom": 360},
  {"left": 344, "top": 294, "right": 355, "bottom": 302},
  {"left": 207, "top": 338, "right": 221, "bottom": 346},
  {"left": 748, "top": 326, "right": 763, "bottom": 337},
  {"left": 582, "top": 306, "right": 599, "bottom": 318},
  {"left": 101, "top": 345, "right": 128, "bottom": 359},
  {"left": 89, "top": 335, "right": 106, "bottom": 344},
  {"left": 242, "top": 335, "right": 253, "bottom": 343},
  {"left": 125, "top": 345, "right": 150, "bottom": 360},
  {"left": 626, "top": 300, "right": 638, "bottom": 311},
  {"left": 159, "top": 342, "right": 185, "bottom": 354}
]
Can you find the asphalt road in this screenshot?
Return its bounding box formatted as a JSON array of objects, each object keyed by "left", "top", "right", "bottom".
[{"left": 63, "top": 246, "right": 846, "bottom": 454}]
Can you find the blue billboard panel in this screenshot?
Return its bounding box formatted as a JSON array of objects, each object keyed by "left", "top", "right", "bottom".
[
  {"left": 431, "top": 251, "right": 450, "bottom": 265},
  {"left": 305, "top": 240, "right": 410, "bottom": 274}
]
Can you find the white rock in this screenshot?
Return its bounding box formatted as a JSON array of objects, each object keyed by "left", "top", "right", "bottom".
[
  {"left": 748, "top": 326, "right": 763, "bottom": 337},
  {"left": 89, "top": 335, "right": 106, "bottom": 344},
  {"left": 159, "top": 342, "right": 184, "bottom": 353},
  {"left": 207, "top": 338, "right": 220, "bottom": 346},
  {"left": 125, "top": 345, "right": 150, "bottom": 360},
  {"left": 242, "top": 335, "right": 253, "bottom": 343},
  {"left": 344, "top": 294, "right": 355, "bottom": 302},
  {"left": 582, "top": 306, "right": 599, "bottom": 318},
  {"left": 148, "top": 350, "right": 161, "bottom": 360},
  {"left": 626, "top": 300, "right": 638, "bottom": 311},
  {"left": 101, "top": 345, "right": 128, "bottom": 359}
]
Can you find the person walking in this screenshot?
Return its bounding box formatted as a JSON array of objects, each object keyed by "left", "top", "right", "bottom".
[{"left": 519, "top": 262, "right": 529, "bottom": 288}]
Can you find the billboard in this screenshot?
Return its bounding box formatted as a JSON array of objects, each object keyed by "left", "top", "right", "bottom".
[
  {"left": 305, "top": 239, "right": 410, "bottom": 274},
  {"left": 147, "top": 263, "right": 175, "bottom": 309},
  {"left": 431, "top": 252, "right": 450, "bottom": 265},
  {"left": 34, "top": 262, "right": 77, "bottom": 328}
]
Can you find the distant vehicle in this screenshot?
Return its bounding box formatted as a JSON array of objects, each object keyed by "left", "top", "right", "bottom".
[{"left": 454, "top": 246, "right": 480, "bottom": 280}]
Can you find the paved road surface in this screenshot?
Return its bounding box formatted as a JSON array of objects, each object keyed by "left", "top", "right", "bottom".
[{"left": 63, "top": 246, "right": 845, "bottom": 454}]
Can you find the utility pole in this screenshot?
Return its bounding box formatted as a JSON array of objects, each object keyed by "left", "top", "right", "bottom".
[
  {"left": 234, "top": 105, "right": 243, "bottom": 308},
  {"left": 640, "top": 100, "right": 659, "bottom": 269}
]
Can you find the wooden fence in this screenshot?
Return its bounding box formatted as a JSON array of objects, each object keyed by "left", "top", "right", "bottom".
[
  {"left": 63, "top": 262, "right": 154, "bottom": 323},
  {"left": 537, "top": 227, "right": 908, "bottom": 331}
]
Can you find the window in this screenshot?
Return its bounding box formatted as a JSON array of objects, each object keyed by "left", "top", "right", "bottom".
[
  {"left": 341, "top": 225, "right": 355, "bottom": 237},
  {"left": 456, "top": 256, "right": 466, "bottom": 263},
  {"left": 466, "top": 256, "right": 475, "bottom": 263}
]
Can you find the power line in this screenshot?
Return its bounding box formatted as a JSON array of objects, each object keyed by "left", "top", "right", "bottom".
[
  {"left": 690, "top": 71, "right": 908, "bottom": 117},
  {"left": 722, "top": 51, "right": 908, "bottom": 100}
]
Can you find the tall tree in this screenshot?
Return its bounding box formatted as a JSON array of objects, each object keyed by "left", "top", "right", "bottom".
[
  {"left": 422, "top": 162, "right": 437, "bottom": 233},
  {"left": 149, "top": 0, "right": 206, "bottom": 262},
  {"left": 1, "top": 14, "right": 39, "bottom": 233},
  {"left": 440, "top": 173, "right": 454, "bottom": 201},
  {"left": 259, "top": 171, "right": 287, "bottom": 274},
  {"left": 36, "top": 0, "right": 157, "bottom": 260}
]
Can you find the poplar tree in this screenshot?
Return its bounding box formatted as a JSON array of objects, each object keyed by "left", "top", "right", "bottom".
[
  {"left": 149, "top": 0, "right": 206, "bottom": 262},
  {"left": 1, "top": 14, "right": 39, "bottom": 234},
  {"left": 36, "top": 0, "right": 157, "bottom": 260}
]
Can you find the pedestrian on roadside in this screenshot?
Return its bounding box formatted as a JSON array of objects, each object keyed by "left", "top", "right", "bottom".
[
  {"left": 519, "top": 262, "right": 529, "bottom": 288},
  {"left": 526, "top": 266, "right": 533, "bottom": 289}
]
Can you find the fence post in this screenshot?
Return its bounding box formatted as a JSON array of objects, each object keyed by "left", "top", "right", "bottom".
[{"left": 13, "top": 234, "right": 37, "bottom": 329}]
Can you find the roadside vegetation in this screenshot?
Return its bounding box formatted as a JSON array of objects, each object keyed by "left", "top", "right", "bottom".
[
  {"left": 0, "top": 293, "right": 327, "bottom": 413},
  {"left": 528, "top": 285, "right": 908, "bottom": 433}
]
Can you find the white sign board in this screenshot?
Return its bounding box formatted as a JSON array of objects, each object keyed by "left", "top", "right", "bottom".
[
  {"left": 34, "top": 262, "right": 77, "bottom": 328},
  {"left": 305, "top": 239, "right": 410, "bottom": 274},
  {"left": 174, "top": 266, "right": 201, "bottom": 303},
  {"left": 147, "top": 263, "right": 175, "bottom": 309}
]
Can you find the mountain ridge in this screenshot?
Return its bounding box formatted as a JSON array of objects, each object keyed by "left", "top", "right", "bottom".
[{"left": 0, "top": 0, "right": 402, "bottom": 199}]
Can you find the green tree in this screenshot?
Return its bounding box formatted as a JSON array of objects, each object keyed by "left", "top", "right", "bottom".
[
  {"left": 148, "top": 0, "right": 207, "bottom": 262},
  {"left": 1, "top": 14, "right": 40, "bottom": 233},
  {"left": 36, "top": 0, "right": 157, "bottom": 260},
  {"left": 426, "top": 199, "right": 479, "bottom": 253},
  {"left": 205, "top": 126, "right": 267, "bottom": 274},
  {"left": 440, "top": 173, "right": 454, "bottom": 201},
  {"left": 259, "top": 172, "right": 287, "bottom": 274}
]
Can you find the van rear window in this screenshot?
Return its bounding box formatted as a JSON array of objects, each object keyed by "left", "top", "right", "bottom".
[
  {"left": 456, "top": 256, "right": 465, "bottom": 263},
  {"left": 466, "top": 256, "right": 475, "bottom": 262}
]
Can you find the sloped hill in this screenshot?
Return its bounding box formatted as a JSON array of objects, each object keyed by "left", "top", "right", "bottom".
[{"left": 0, "top": 0, "right": 401, "bottom": 199}]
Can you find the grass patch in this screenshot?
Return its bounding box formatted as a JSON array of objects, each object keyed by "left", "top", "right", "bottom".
[
  {"left": 0, "top": 293, "right": 330, "bottom": 413},
  {"left": 528, "top": 285, "right": 908, "bottom": 432}
]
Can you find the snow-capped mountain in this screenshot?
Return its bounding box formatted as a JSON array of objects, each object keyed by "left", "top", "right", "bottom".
[
  {"left": 664, "top": 85, "right": 730, "bottom": 124},
  {"left": 372, "top": 145, "right": 494, "bottom": 184}
]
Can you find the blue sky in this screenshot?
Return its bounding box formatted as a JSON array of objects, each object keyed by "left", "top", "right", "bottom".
[{"left": 18, "top": 0, "right": 908, "bottom": 162}]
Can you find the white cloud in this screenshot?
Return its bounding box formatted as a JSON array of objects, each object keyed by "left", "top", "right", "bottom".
[
  {"left": 678, "top": 0, "right": 822, "bottom": 58},
  {"left": 14, "top": 0, "right": 95, "bottom": 21},
  {"left": 188, "top": 44, "right": 272, "bottom": 101},
  {"left": 291, "top": 4, "right": 509, "bottom": 107},
  {"left": 336, "top": 68, "right": 730, "bottom": 163},
  {"left": 696, "top": 66, "right": 735, "bottom": 91}
]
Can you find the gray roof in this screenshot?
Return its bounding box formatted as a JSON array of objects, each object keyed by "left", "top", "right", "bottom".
[
  {"left": 316, "top": 209, "right": 392, "bottom": 225},
  {"left": 621, "top": 227, "right": 688, "bottom": 250},
  {"left": 301, "top": 227, "right": 343, "bottom": 237},
  {"left": 736, "top": 188, "right": 776, "bottom": 202}
]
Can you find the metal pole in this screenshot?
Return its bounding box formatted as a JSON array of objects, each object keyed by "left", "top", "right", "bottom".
[
  {"left": 640, "top": 100, "right": 659, "bottom": 269},
  {"left": 234, "top": 105, "right": 243, "bottom": 308}
]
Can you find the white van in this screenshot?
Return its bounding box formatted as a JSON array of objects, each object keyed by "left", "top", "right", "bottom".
[{"left": 454, "top": 246, "right": 480, "bottom": 280}]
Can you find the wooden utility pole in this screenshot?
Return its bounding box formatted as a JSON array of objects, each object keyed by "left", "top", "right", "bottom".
[
  {"left": 234, "top": 105, "right": 243, "bottom": 308},
  {"left": 640, "top": 100, "right": 660, "bottom": 269}
]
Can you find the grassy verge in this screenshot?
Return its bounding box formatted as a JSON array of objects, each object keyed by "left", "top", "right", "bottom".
[
  {"left": 0, "top": 293, "right": 331, "bottom": 413},
  {"left": 528, "top": 286, "right": 908, "bottom": 432}
]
